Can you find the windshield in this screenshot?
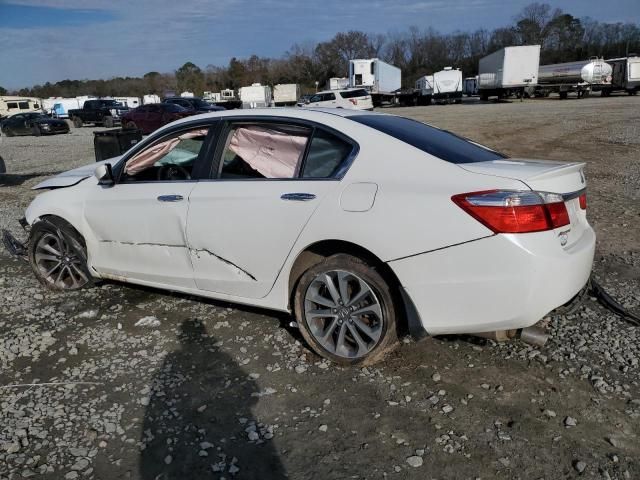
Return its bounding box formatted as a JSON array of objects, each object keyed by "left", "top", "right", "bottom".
[
  {"left": 101, "top": 100, "right": 124, "bottom": 107},
  {"left": 349, "top": 115, "right": 507, "bottom": 164}
]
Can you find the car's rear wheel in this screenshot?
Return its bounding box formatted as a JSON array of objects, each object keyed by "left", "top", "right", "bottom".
[
  {"left": 3, "top": 127, "right": 15, "bottom": 137},
  {"left": 72, "top": 117, "right": 83, "bottom": 128},
  {"left": 28, "top": 218, "right": 93, "bottom": 291},
  {"left": 125, "top": 121, "right": 137, "bottom": 130},
  {"left": 104, "top": 116, "right": 114, "bottom": 128},
  {"left": 294, "top": 254, "right": 398, "bottom": 365}
]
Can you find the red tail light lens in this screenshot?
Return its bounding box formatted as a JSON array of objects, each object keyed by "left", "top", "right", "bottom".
[
  {"left": 579, "top": 193, "right": 587, "bottom": 210},
  {"left": 452, "top": 190, "right": 570, "bottom": 234}
]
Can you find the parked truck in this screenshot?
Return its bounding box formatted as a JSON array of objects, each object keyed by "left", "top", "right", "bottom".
[
  {"left": 273, "top": 84, "right": 300, "bottom": 106},
  {"left": 533, "top": 58, "right": 613, "bottom": 99},
  {"left": 68, "top": 99, "right": 129, "bottom": 128},
  {"left": 478, "top": 45, "right": 541, "bottom": 100},
  {"left": 598, "top": 55, "right": 640, "bottom": 96},
  {"left": 349, "top": 58, "right": 401, "bottom": 106},
  {"left": 239, "top": 83, "right": 272, "bottom": 109}
]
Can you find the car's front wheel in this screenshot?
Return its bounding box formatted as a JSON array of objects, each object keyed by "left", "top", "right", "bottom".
[
  {"left": 294, "top": 254, "right": 398, "bottom": 365},
  {"left": 28, "top": 218, "right": 93, "bottom": 291}
]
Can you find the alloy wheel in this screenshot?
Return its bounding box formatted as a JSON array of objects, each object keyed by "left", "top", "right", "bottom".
[
  {"left": 304, "top": 270, "right": 384, "bottom": 359},
  {"left": 34, "top": 231, "right": 89, "bottom": 289}
]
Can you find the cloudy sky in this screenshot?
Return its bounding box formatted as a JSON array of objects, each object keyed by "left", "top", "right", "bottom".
[{"left": 0, "top": 0, "right": 638, "bottom": 89}]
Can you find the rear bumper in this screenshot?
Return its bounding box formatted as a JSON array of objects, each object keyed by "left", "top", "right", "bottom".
[{"left": 388, "top": 228, "right": 595, "bottom": 335}]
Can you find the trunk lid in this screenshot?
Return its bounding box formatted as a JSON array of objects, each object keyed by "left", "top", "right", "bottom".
[{"left": 459, "top": 158, "right": 588, "bottom": 249}]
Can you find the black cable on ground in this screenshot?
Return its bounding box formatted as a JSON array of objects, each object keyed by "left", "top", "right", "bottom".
[{"left": 590, "top": 277, "right": 640, "bottom": 327}]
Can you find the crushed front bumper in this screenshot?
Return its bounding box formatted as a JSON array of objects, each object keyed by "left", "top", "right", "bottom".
[{"left": 2, "top": 217, "right": 29, "bottom": 259}]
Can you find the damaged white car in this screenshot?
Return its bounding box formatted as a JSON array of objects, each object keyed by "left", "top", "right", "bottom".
[{"left": 4, "top": 109, "right": 595, "bottom": 365}]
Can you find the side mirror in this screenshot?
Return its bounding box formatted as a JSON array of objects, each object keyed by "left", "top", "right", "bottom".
[{"left": 94, "top": 163, "right": 115, "bottom": 186}]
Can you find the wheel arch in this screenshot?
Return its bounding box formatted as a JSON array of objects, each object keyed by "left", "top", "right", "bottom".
[{"left": 286, "top": 239, "right": 424, "bottom": 337}]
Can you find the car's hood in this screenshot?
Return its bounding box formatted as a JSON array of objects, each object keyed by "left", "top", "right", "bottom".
[{"left": 32, "top": 158, "right": 120, "bottom": 190}]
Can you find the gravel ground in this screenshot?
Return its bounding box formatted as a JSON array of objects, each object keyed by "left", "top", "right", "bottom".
[{"left": 1, "top": 97, "right": 639, "bottom": 479}]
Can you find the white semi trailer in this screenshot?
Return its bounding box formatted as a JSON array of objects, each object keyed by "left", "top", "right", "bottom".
[
  {"left": 239, "top": 83, "right": 272, "bottom": 109},
  {"left": 349, "top": 58, "right": 401, "bottom": 106},
  {"left": 478, "top": 45, "right": 541, "bottom": 100},
  {"left": 534, "top": 58, "right": 613, "bottom": 99},
  {"left": 599, "top": 55, "right": 640, "bottom": 96}
]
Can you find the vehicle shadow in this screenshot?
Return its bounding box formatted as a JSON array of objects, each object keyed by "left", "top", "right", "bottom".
[
  {"left": 0, "top": 172, "right": 63, "bottom": 187},
  {"left": 139, "top": 318, "right": 288, "bottom": 479}
]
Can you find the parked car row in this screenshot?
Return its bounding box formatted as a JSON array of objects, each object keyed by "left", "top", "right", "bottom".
[{"left": 0, "top": 112, "right": 69, "bottom": 137}]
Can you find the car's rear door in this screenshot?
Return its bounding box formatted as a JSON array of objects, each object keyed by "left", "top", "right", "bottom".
[{"left": 186, "top": 118, "right": 357, "bottom": 299}]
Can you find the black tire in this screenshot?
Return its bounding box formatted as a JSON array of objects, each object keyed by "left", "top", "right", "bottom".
[
  {"left": 3, "top": 127, "right": 15, "bottom": 137},
  {"left": 28, "top": 217, "right": 94, "bottom": 291},
  {"left": 32, "top": 126, "right": 41, "bottom": 136},
  {"left": 72, "top": 117, "right": 83, "bottom": 128},
  {"left": 125, "top": 121, "right": 137, "bottom": 130},
  {"left": 293, "top": 253, "right": 399, "bottom": 366},
  {"left": 559, "top": 91, "right": 568, "bottom": 100},
  {"left": 103, "top": 116, "right": 114, "bottom": 128}
]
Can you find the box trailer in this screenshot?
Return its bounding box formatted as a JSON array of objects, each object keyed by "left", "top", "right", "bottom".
[
  {"left": 478, "top": 45, "right": 541, "bottom": 100},
  {"left": 143, "top": 94, "right": 161, "bottom": 105},
  {"left": 273, "top": 84, "right": 300, "bottom": 106},
  {"left": 415, "top": 75, "right": 434, "bottom": 105},
  {"left": 204, "top": 89, "right": 242, "bottom": 110},
  {"left": 239, "top": 83, "right": 272, "bottom": 109},
  {"left": 464, "top": 76, "right": 479, "bottom": 96},
  {"left": 327, "top": 77, "right": 349, "bottom": 90},
  {"left": 599, "top": 55, "right": 640, "bottom": 96},
  {"left": 349, "top": 58, "right": 401, "bottom": 105},
  {"left": 114, "top": 97, "right": 141, "bottom": 108}
]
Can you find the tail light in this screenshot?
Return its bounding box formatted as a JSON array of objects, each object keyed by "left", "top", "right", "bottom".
[
  {"left": 579, "top": 193, "right": 587, "bottom": 210},
  {"left": 452, "top": 190, "right": 570, "bottom": 234},
  {"left": 349, "top": 99, "right": 358, "bottom": 105}
]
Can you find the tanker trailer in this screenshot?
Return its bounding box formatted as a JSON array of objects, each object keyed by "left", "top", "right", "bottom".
[{"left": 533, "top": 58, "right": 613, "bottom": 99}]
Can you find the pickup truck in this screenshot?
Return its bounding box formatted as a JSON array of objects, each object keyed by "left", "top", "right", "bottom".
[{"left": 68, "top": 99, "right": 129, "bottom": 128}]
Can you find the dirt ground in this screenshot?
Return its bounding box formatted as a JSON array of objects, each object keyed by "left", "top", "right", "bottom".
[{"left": 1, "top": 96, "right": 639, "bottom": 480}]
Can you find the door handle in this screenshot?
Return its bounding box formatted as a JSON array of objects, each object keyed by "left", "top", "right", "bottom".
[
  {"left": 281, "top": 193, "right": 316, "bottom": 202},
  {"left": 157, "top": 194, "right": 183, "bottom": 202}
]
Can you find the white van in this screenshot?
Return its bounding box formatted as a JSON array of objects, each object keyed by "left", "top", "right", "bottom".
[{"left": 302, "top": 89, "right": 373, "bottom": 110}]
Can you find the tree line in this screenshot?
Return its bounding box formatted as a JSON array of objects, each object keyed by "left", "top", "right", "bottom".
[{"left": 4, "top": 2, "right": 639, "bottom": 99}]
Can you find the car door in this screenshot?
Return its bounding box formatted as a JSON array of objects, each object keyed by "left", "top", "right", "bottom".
[
  {"left": 144, "top": 105, "right": 162, "bottom": 132},
  {"left": 83, "top": 123, "right": 216, "bottom": 289},
  {"left": 186, "top": 119, "right": 357, "bottom": 299},
  {"left": 10, "top": 114, "right": 28, "bottom": 134}
]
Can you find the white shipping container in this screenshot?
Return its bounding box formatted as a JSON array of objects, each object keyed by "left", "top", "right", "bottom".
[
  {"left": 479, "top": 45, "right": 541, "bottom": 89},
  {"left": 273, "top": 84, "right": 300, "bottom": 105},
  {"left": 143, "top": 94, "right": 161, "bottom": 104},
  {"left": 239, "top": 83, "right": 272, "bottom": 108},
  {"left": 349, "top": 59, "right": 401, "bottom": 94}
]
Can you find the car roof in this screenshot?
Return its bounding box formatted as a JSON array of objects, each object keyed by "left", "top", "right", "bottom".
[{"left": 315, "top": 88, "right": 368, "bottom": 94}]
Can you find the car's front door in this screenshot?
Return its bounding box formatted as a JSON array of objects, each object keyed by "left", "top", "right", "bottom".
[
  {"left": 84, "top": 123, "right": 215, "bottom": 289},
  {"left": 186, "top": 120, "right": 356, "bottom": 299}
]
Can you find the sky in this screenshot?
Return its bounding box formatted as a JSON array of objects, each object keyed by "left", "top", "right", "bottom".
[{"left": 0, "top": 0, "right": 638, "bottom": 90}]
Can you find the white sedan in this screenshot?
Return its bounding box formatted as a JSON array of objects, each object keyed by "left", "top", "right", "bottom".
[{"left": 16, "top": 108, "right": 595, "bottom": 365}]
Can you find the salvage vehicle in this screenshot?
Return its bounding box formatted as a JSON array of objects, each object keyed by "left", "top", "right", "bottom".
[
  {"left": 121, "top": 103, "right": 195, "bottom": 134},
  {"left": 302, "top": 89, "right": 373, "bottom": 110},
  {"left": 69, "top": 99, "right": 129, "bottom": 128},
  {"left": 3, "top": 109, "right": 595, "bottom": 365},
  {"left": 0, "top": 112, "right": 70, "bottom": 136}
]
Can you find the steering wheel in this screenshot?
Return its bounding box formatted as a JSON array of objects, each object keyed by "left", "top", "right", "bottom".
[{"left": 157, "top": 164, "right": 191, "bottom": 181}]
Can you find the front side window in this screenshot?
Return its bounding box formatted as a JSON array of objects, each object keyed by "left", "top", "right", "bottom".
[
  {"left": 309, "top": 95, "right": 321, "bottom": 103},
  {"left": 219, "top": 123, "right": 311, "bottom": 179},
  {"left": 122, "top": 127, "right": 210, "bottom": 182},
  {"left": 6, "top": 102, "right": 17, "bottom": 109},
  {"left": 323, "top": 93, "right": 336, "bottom": 101}
]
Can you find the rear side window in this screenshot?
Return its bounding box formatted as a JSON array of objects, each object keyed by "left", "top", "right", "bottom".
[
  {"left": 350, "top": 115, "right": 506, "bottom": 164},
  {"left": 302, "top": 130, "right": 353, "bottom": 178},
  {"left": 340, "top": 89, "right": 369, "bottom": 99},
  {"left": 19, "top": 102, "right": 29, "bottom": 109},
  {"left": 323, "top": 93, "right": 336, "bottom": 101}
]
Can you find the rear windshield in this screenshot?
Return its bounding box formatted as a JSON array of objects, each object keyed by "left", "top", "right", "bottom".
[
  {"left": 350, "top": 115, "right": 507, "bottom": 164},
  {"left": 340, "top": 89, "right": 369, "bottom": 99}
]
